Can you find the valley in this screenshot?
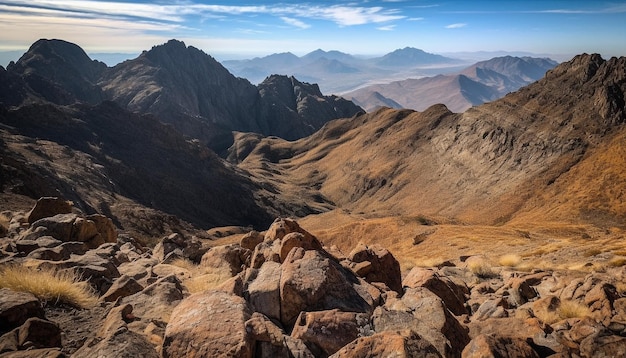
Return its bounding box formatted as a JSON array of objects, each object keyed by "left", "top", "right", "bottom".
[{"left": 1, "top": 38, "right": 626, "bottom": 357}]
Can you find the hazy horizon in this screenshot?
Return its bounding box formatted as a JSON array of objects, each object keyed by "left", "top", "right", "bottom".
[{"left": 0, "top": 0, "right": 624, "bottom": 66}]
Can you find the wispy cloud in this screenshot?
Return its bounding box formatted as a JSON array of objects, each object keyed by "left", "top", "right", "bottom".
[
  {"left": 408, "top": 17, "right": 424, "bottom": 21},
  {"left": 445, "top": 23, "right": 466, "bottom": 29},
  {"left": 377, "top": 25, "right": 396, "bottom": 31},
  {"left": 280, "top": 17, "right": 310, "bottom": 29},
  {"left": 0, "top": 1, "right": 405, "bottom": 27}
]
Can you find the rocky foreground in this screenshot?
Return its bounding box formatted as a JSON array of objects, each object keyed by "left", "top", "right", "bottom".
[{"left": 1, "top": 198, "right": 626, "bottom": 357}]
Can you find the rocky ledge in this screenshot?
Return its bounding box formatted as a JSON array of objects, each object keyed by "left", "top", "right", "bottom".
[{"left": 1, "top": 198, "right": 626, "bottom": 357}]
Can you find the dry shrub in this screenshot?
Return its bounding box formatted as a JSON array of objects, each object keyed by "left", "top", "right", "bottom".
[
  {"left": 609, "top": 256, "right": 626, "bottom": 267},
  {"left": 0, "top": 264, "right": 98, "bottom": 308},
  {"left": 169, "top": 258, "right": 197, "bottom": 272},
  {"left": 184, "top": 268, "right": 233, "bottom": 294},
  {"left": 170, "top": 259, "right": 234, "bottom": 294},
  {"left": 498, "top": 254, "right": 522, "bottom": 267},
  {"left": 558, "top": 300, "right": 592, "bottom": 320},
  {"left": 535, "top": 299, "right": 592, "bottom": 324},
  {"left": 467, "top": 258, "right": 497, "bottom": 279}
]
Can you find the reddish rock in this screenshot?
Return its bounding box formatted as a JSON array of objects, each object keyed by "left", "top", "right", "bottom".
[
  {"left": 330, "top": 329, "right": 442, "bottom": 358},
  {"left": 374, "top": 287, "right": 470, "bottom": 358},
  {"left": 26, "top": 197, "right": 72, "bottom": 224},
  {"left": 264, "top": 218, "right": 308, "bottom": 242},
  {"left": 153, "top": 233, "right": 205, "bottom": 263},
  {"left": 101, "top": 275, "right": 144, "bottom": 302},
  {"left": 462, "top": 334, "right": 539, "bottom": 358},
  {"left": 279, "top": 247, "right": 375, "bottom": 327},
  {"left": 348, "top": 242, "right": 402, "bottom": 294},
  {"left": 291, "top": 309, "right": 369, "bottom": 356},
  {"left": 0, "top": 348, "right": 66, "bottom": 357},
  {"left": 403, "top": 267, "right": 468, "bottom": 315},
  {"left": 279, "top": 232, "right": 323, "bottom": 262},
  {"left": 240, "top": 230, "right": 263, "bottom": 251},
  {"left": 200, "top": 244, "right": 250, "bottom": 276},
  {"left": 244, "top": 261, "right": 282, "bottom": 321},
  {"left": 162, "top": 290, "right": 254, "bottom": 358}
]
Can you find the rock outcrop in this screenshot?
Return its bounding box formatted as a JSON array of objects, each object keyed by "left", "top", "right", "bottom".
[{"left": 2, "top": 206, "right": 626, "bottom": 357}]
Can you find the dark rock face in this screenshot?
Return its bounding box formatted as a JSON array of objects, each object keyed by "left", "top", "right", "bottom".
[
  {"left": 257, "top": 75, "right": 363, "bottom": 140},
  {"left": 7, "top": 39, "right": 107, "bottom": 104}
]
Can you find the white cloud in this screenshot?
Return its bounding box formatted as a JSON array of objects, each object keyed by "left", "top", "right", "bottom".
[
  {"left": 280, "top": 17, "right": 311, "bottom": 29},
  {"left": 408, "top": 17, "right": 424, "bottom": 21},
  {"left": 377, "top": 25, "right": 396, "bottom": 31},
  {"left": 445, "top": 23, "right": 467, "bottom": 29}
]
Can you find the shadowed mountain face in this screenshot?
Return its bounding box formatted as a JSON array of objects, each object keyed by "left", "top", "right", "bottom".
[
  {"left": 3, "top": 39, "right": 362, "bottom": 153},
  {"left": 346, "top": 56, "right": 558, "bottom": 112},
  {"left": 0, "top": 39, "right": 359, "bottom": 237},
  {"left": 233, "top": 54, "right": 626, "bottom": 227}
]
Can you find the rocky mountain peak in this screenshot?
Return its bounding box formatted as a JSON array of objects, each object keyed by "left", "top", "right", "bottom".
[
  {"left": 9, "top": 39, "right": 106, "bottom": 81},
  {"left": 7, "top": 38, "right": 106, "bottom": 103}
]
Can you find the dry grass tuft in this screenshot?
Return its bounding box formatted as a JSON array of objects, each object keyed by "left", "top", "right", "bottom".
[
  {"left": 169, "top": 258, "right": 198, "bottom": 272},
  {"left": 535, "top": 299, "right": 592, "bottom": 324},
  {"left": 467, "top": 259, "right": 498, "bottom": 279},
  {"left": 0, "top": 264, "right": 98, "bottom": 308},
  {"left": 558, "top": 300, "right": 592, "bottom": 320},
  {"left": 498, "top": 254, "right": 522, "bottom": 267},
  {"left": 608, "top": 256, "right": 626, "bottom": 267},
  {"left": 169, "top": 259, "right": 234, "bottom": 294},
  {"left": 184, "top": 268, "right": 233, "bottom": 294}
]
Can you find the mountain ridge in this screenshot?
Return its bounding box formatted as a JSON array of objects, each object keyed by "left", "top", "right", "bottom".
[{"left": 345, "top": 55, "right": 558, "bottom": 112}]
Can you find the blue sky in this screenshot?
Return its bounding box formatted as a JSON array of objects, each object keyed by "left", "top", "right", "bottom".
[{"left": 1, "top": 0, "right": 625, "bottom": 60}]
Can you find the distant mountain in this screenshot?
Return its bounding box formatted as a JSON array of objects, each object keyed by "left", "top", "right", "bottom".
[
  {"left": 223, "top": 47, "right": 469, "bottom": 93},
  {"left": 345, "top": 56, "right": 557, "bottom": 112},
  {"left": 302, "top": 49, "right": 356, "bottom": 63},
  {"left": 373, "top": 47, "right": 459, "bottom": 67},
  {"left": 2, "top": 39, "right": 361, "bottom": 152}
]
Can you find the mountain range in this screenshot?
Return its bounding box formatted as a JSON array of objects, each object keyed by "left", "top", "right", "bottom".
[
  {"left": 1, "top": 38, "right": 625, "bottom": 254},
  {"left": 345, "top": 56, "right": 558, "bottom": 112},
  {"left": 223, "top": 47, "right": 465, "bottom": 93},
  {"left": 3, "top": 39, "right": 361, "bottom": 152}
]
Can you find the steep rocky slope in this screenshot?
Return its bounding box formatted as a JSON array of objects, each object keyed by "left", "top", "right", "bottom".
[
  {"left": 235, "top": 54, "right": 626, "bottom": 228},
  {"left": 0, "top": 101, "right": 287, "bottom": 239}
]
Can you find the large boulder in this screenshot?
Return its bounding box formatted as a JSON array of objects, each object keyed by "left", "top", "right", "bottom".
[
  {"left": 291, "top": 309, "right": 370, "bottom": 356},
  {"left": 373, "top": 287, "right": 470, "bottom": 358},
  {"left": 26, "top": 197, "right": 72, "bottom": 224},
  {"left": 73, "top": 304, "right": 159, "bottom": 358},
  {"left": 25, "top": 213, "right": 117, "bottom": 249},
  {"left": 162, "top": 290, "right": 254, "bottom": 358},
  {"left": 403, "top": 267, "right": 468, "bottom": 315},
  {"left": 244, "top": 261, "right": 282, "bottom": 321},
  {"left": 330, "top": 329, "right": 442, "bottom": 358},
  {"left": 279, "top": 247, "right": 376, "bottom": 327},
  {"left": 462, "top": 334, "right": 539, "bottom": 358},
  {"left": 347, "top": 243, "right": 402, "bottom": 294},
  {"left": 0, "top": 289, "right": 45, "bottom": 335},
  {"left": 200, "top": 244, "right": 250, "bottom": 276},
  {"left": 153, "top": 233, "right": 205, "bottom": 263}
]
